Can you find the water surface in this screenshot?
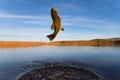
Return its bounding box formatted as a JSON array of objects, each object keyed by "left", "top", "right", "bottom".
[{"left": 0, "top": 46, "right": 120, "bottom": 80}]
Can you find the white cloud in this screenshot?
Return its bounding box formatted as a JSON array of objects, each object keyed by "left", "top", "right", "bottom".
[
  {"left": 53, "top": 31, "right": 109, "bottom": 41},
  {"left": 0, "top": 12, "right": 120, "bottom": 41},
  {"left": 62, "top": 16, "right": 120, "bottom": 30},
  {"left": 55, "top": 3, "right": 82, "bottom": 11},
  {"left": 0, "top": 27, "right": 51, "bottom": 41},
  {"left": 0, "top": 13, "right": 52, "bottom": 28},
  {"left": 1, "top": 12, "right": 119, "bottom": 31},
  {"left": 0, "top": 13, "right": 50, "bottom": 20}
]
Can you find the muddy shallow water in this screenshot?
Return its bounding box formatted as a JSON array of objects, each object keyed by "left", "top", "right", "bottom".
[{"left": 0, "top": 46, "right": 120, "bottom": 80}]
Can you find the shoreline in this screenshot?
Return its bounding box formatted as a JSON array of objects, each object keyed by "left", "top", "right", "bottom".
[{"left": 0, "top": 39, "right": 120, "bottom": 48}]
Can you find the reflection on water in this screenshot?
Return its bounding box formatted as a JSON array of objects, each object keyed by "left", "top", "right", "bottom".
[{"left": 0, "top": 46, "right": 120, "bottom": 80}]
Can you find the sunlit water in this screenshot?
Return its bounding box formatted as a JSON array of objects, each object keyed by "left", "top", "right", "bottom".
[{"left": 0, "top": 46, "right": 120, "bottom": 80}]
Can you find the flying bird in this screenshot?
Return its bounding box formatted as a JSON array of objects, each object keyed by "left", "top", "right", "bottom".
[{"left": 47, "top": 8, "right": 64, "bottom": 41}]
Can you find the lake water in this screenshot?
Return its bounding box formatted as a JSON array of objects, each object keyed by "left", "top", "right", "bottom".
[{"left": 0, "top": 46, "right": 120, "bottom": 80}]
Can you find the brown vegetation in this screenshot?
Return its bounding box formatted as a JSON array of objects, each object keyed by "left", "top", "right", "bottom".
[
  {"left": 0, "top": 41, "right": 46, "bottom": 48},
  {"left": 0, "top": 38, "right": 120, "bottom": 48},
  {"left": 47, "top": 39, "right": 120, "bottom": 46}
]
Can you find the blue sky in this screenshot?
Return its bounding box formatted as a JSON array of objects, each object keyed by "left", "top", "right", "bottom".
[{"left": 0, "top": 0, "right": 120, "bottom": 41}]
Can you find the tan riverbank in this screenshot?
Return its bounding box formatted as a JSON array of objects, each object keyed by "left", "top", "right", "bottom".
[
  {"left": 0, "top": 41, "right": 46, "bottom": 48},
  {"left": 0, "top": 38, "right": 120, "bottom": 48}
]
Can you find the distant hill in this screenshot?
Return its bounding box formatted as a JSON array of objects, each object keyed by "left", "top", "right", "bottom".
[
  {"left": 0, "top": 37, "right": 120, "bottom": 48},
  {"left": 48, "top": 37, "right": 120, "bottom": 46},
  {"left": 91, "top": 37, "right": 120, "bottom": 41},
  {"left": 109, "top": 37, "right": 120, "bottom": 41}
]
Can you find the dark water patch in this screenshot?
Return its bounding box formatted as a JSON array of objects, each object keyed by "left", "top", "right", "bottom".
[{"left": 18, "top": 60, "right": 104, "bottom": 80}]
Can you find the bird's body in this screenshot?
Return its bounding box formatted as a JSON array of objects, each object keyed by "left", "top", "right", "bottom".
[{"left": 47, "top": 8, "right": 64, "bottom": 41}]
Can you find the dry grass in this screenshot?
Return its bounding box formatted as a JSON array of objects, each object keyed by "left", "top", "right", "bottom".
[
  {"left": 0, "top": 39, "right": 120, "bottom": 48},
  {"left": 0, "top": 41, "right": 46, "bottom": 48}
]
